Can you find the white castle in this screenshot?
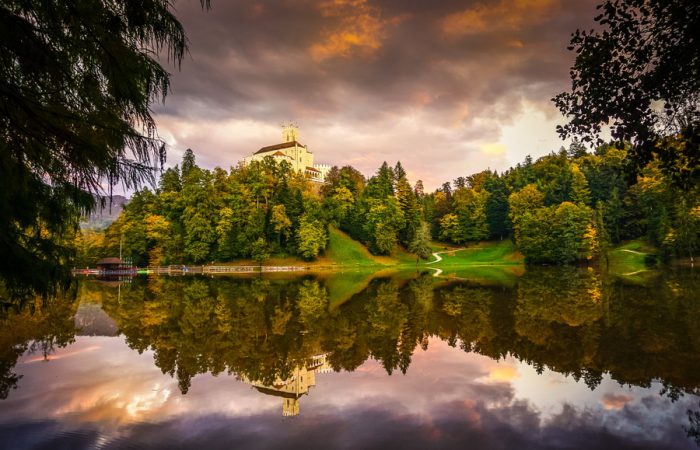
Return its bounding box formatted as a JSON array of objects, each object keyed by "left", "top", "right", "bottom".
[{"left": 243, "top": 124, "right": 331, "bottom": 182}]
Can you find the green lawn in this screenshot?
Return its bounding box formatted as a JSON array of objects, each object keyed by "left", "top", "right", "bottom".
[
  {"left": 210, "top": 228, "right": 526, "bottom": 284},
  {"left": 427, "top": 240, "right": 524, "bottom": 268}
]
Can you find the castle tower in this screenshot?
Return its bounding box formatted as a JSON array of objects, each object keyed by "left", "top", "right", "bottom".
[{"left": 282, "top": 123, "right": 299, "bottom": 143}]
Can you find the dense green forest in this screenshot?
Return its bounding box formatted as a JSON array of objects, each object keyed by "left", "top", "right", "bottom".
[{"left": 77, "top": 142, "right": 699, "bottom": 267}]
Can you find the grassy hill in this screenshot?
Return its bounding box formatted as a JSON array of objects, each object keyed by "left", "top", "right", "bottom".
[
  {"left": 427, "top": 240, "right": 524, "bottom": 267},
  {"left": 325, "top": 226, "right": 385, "bottom": 266},
  {"left": 210, "top": 228, "right": 525, "bottom": 271}
]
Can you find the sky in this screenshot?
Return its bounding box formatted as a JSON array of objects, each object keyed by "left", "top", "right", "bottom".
[{"left": 152, "top": 0, "right": 601, "bottom": 190}]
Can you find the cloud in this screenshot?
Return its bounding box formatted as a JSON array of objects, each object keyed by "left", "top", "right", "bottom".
[
  {"left": 149, "top": 0, "right": 603, "bottom": 188},
  {"left": 442, "top": 0, "right": 559, "bottom": 37},
  {"left": 601, "top": 393, "right": 635, "bottom": 411},
  {"left": 310, "top": 0, "right": 388, "bottom": 61}
]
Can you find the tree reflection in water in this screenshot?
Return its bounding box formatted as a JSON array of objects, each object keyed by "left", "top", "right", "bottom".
[{"left": 0, "top": 267, "right": 699, "bottom": 436}]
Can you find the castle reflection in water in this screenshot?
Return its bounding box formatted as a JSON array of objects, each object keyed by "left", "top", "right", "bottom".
[{"left": 239, "top": 354, "right": 332, "bottom": 416}]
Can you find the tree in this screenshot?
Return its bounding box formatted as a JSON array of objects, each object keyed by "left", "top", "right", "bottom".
[
  {"left": 250, "top": 238, "right": 269, "bottom": 267},
  {"left": 452, "top": 188, "right": 490, "bottom": 242},
  {"left": 296, "top": 216, "right": 327, "bottom": 260},
  {"left": 554, "top": 0, "right": 699, "bottom": 182},
  {"left": 395, "top": 173, "right": 420, "bottom": 246},
  {"left": 570, "top": 164, "right": 592, "bottom": 206},
  {"left": 517, "top": 202, "right": 597, "bottom": 264},
  {"left": 363, "top": 198, "right": 404, "bottom": 254},
  {"left": 409, "top": 222, "right": 433, "bottom": 260},
  {"left": 508, "top": 184, "right": 545, "bottom": 228},
  {"left": 270, "top": 204, "right": 292, "bottom": 247},
  {"left": 365, "top": 162, "right": 395, "bottom": 198},
  {"left": 0, "top": 0, "right": 208, "bottom": 293},
  {"left": 484, "top": 175, "right": 510, "bottom": 239},
  {"left": 439, "top": 213, "right": 463, "bottom": 244}
]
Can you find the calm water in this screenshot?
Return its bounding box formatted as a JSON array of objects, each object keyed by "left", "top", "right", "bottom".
[{"left": 1, "top": 267, "right": 698, "bottom": 450}]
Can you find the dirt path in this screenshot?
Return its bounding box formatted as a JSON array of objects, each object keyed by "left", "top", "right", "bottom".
[{"left": 426, "top": 252, "right": 443, "bottom": 264}]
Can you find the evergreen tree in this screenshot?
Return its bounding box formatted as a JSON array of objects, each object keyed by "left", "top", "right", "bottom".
[
  {"left": 570, "top": 164, "right": 592, "bottom": 206},
  {"left": 395, "top": 173, "right": 420, "bottom": 246},
  {"left": 484, "top": 176, "right": 510, "bottom": 239}
]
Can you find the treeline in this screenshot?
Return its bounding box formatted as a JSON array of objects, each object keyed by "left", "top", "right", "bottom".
[
  {"left": 77, "top": 143, "right": 699, "bottom": 266},
  {"left": 422, "top": 143, "right": 699, "bottom": 263},
  {"left": 79, "top": 149, "right": 329, "bottom": 266}
]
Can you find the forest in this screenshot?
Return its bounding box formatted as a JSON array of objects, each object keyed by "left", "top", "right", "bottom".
[{"left": 75, "top": 141, "right": 699, "bottom": 267}]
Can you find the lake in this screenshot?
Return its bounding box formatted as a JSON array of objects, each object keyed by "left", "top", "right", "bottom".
[{"left": 1, "top": 267, "right": 698, "bottom": 449}]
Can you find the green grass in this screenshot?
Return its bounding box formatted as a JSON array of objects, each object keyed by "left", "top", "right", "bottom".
[
  {"left": 325, "top": 226, "right": 386, "bottom": 266},
  {"left": 428, "top": 240, "right": 524, "bottom": 268},
  {"left": 209, "top": 228, "right": 526, "bottom": 289}
]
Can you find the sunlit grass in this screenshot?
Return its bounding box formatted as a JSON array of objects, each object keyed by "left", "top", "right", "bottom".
[{"left": 428, "top": 240, "right": 524, "bottom": 267}]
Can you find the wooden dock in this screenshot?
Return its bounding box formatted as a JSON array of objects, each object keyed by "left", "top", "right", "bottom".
[{"left": 74, "top": 264, "right": 309, "bottom": 276}]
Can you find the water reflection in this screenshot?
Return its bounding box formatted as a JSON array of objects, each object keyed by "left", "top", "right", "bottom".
[
  {"left": 0, "top": 267, "right": 698, "bottom": 449},
  {"left": 241, "top": 354, "right": 332, "bottom": 416}
]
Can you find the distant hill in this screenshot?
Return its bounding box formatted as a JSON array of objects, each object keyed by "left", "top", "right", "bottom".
[{"left": 80, "top": 195, "right": 128, "bottom": 230}]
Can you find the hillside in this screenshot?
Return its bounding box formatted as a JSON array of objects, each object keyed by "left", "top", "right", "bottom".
[{"left": 81, "top": 195, "right": 128, "bottom": 230}]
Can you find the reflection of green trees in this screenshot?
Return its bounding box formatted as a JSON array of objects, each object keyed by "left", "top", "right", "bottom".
[
  {"left": 94, "top": 268, "right": 700, "bottom": 398},
  {"left": 2, "top": 268, "right": 698, "bottom": 402},
  {"left": 0, "top": 295, "right": 78, "bottom": 398}
]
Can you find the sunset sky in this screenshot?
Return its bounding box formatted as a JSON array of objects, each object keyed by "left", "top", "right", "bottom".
[{"left": 154, "top": 0, "right": 601, "bottom": 189}]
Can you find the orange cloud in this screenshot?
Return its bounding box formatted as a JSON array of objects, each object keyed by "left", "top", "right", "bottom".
[
  {"left": 310, "top": 0, "right": 387, "bottom": 61},
  {"left": 600, "top": 393, "right": 634, "bottom": 410},
  {"left": 442, "top": 0, "right": 558, "bottom": 37}
]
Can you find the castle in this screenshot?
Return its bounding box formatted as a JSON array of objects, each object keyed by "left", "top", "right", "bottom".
[{"left": 243, "top": 124, "right": 331, "bottom": 182}]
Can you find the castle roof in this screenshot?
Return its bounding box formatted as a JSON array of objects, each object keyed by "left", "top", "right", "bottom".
[
  {"left": 255, "top": 140, "right": 308, "bottom": 155},
  {"left": 305, "top": 166, "right": 320, "bottom": 173}
]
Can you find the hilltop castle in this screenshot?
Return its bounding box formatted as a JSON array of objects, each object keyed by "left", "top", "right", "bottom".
[{"left": 243, "top": 124, "right": 331, "bottom": 182}]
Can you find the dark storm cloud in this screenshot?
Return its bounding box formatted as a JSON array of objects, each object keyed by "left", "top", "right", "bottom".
[
  {"left": 153, "top": 0, "right": 602, "bottom": 186},
  {"left": 2, "top": 396, "right": 696, "bottom": 450}
]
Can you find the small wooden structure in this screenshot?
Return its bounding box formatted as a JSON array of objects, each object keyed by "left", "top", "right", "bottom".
[
  {"left": 96, "top": 257, "right": 126, "bottom": 271},
  {"left": 95, "top": 257, "right": 135, "bottom": 277}
]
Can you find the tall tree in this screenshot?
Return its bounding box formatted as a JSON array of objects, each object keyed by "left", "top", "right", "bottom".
[
  {"left": 554, "top": 0, "right": 699, "bottom": 182},
  {"left": 484, "top": 175, "right": 510, "bottom": 240},
  {"left": 0, "top": 0, "right": 209, "bottom": 293}
]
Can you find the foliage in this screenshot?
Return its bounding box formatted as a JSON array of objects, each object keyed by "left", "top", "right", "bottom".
[
  {"left": 296, "top": 216, "right": 328, "bottom": 260},
  {"left": 250, "top": 238, "right": 269, "bottom": 266},
  {"left": 95, "top": 153, "right": 330, "bottom": 264},
  {"left": 515, "top": 202, "right": 597, "bottom": 264},
  {"left": 554, "top": 0, "right": 699, "bottom": 182},
  {"left": 0, "top": 0, "right": 208, "bottom": 293},
  {"left": 84, "top": 143, "right": 698, "bottom": 267},
  {"left": 409, "top": 222, "right": 433, "bottom": 260}
]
